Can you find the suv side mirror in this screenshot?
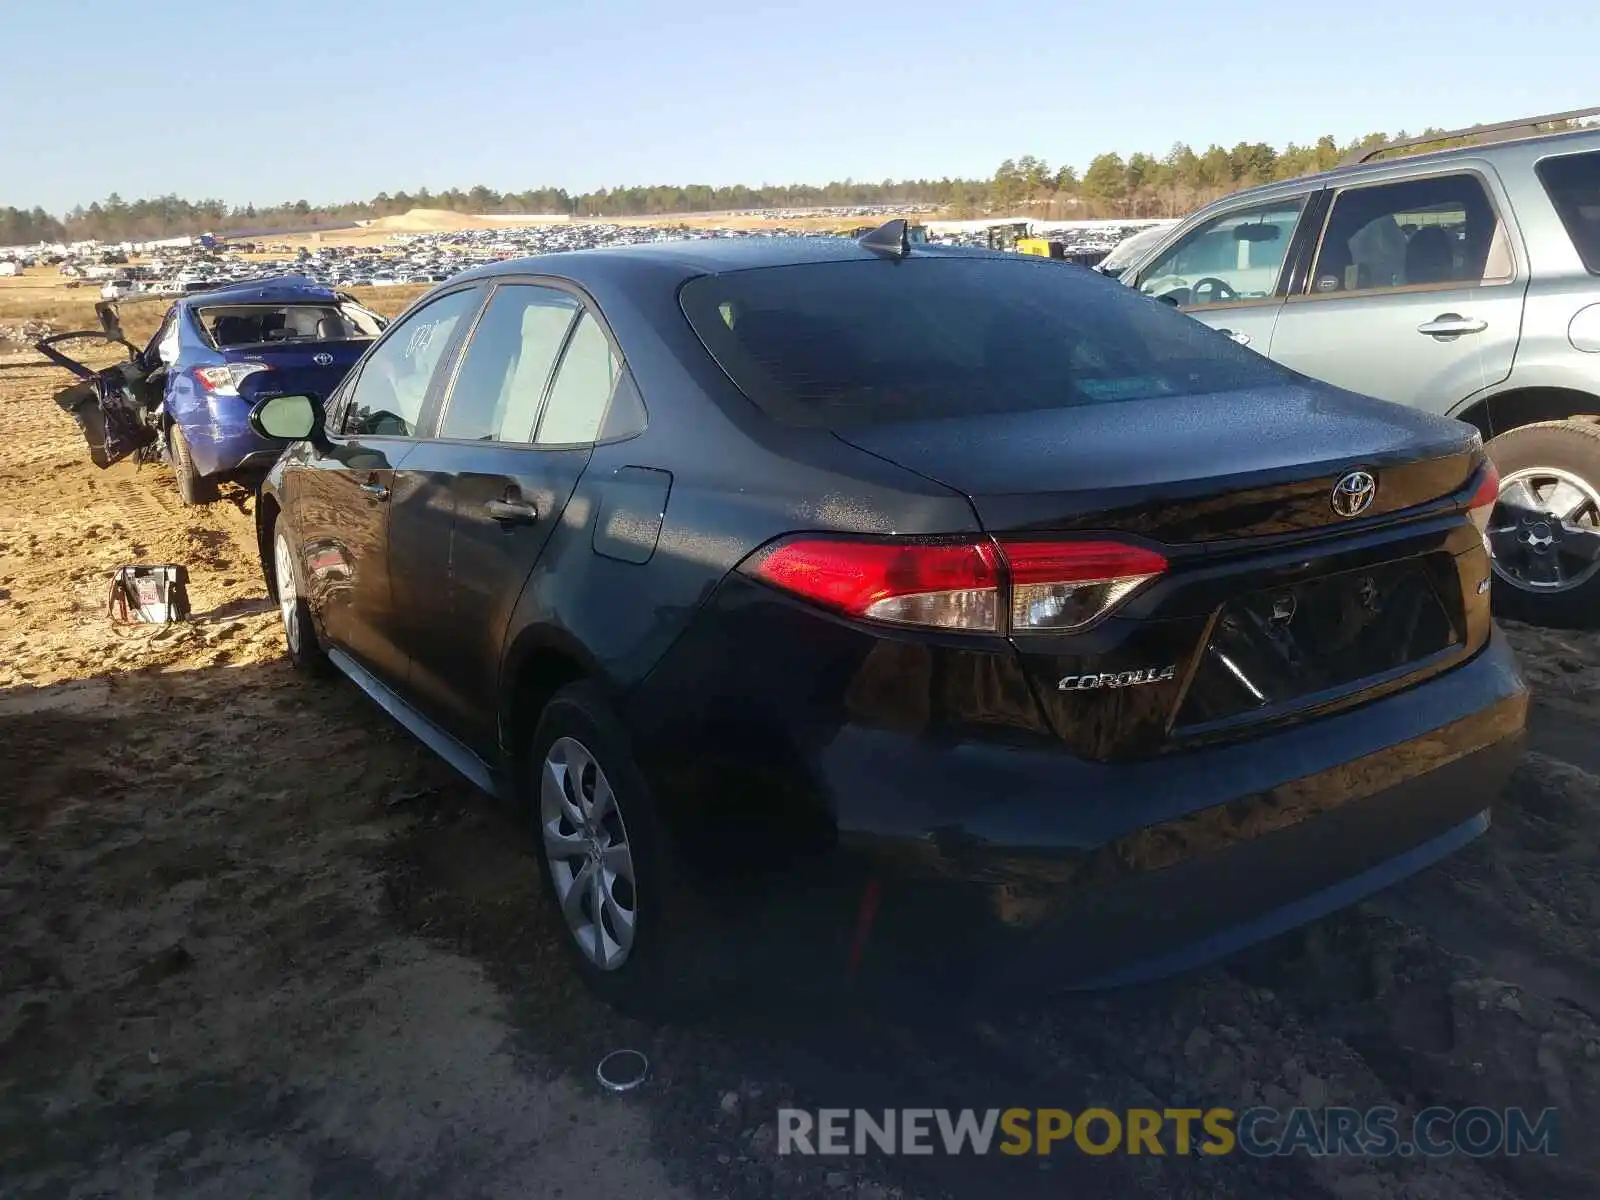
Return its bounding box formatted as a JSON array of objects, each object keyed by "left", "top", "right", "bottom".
[{"left": 249, "top": 393, "right": 326, "bottom": 443}]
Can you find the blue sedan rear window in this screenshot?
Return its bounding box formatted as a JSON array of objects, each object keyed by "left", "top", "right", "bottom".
[{"left": 679, "top": 257, "right": 1291, "bottom": 427}]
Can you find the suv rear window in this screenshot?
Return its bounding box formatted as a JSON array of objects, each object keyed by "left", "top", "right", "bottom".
[
  {"left": 1537, "top": 150, "right": 1600, "bottom": 274},
  {"left": 679, "top": 257, "right": 1289, "bottom": 427}
]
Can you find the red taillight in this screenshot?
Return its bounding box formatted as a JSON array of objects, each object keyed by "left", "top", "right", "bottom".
[
  {"left": 1002, "top": 540, "right": 1168, "bottom": 632},
  {"left": 744, "top": 538, "right": 1004, "bottom": 632},
  {"left": 741, "top": 535, "right": 1167, "bottom": 634},
  {"left": 194, "top": 362, "right": 270, "bottom": 396},
  {"left": 1467, "top": 460, "right": 1500, "bottom": 548}
]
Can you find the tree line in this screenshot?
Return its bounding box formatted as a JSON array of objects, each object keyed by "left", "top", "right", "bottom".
[{"left": 0, "top": 124, "right": 1556, "bottom": 245}]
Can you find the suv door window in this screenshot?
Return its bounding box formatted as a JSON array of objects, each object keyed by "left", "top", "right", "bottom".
[
  {"left": 341, "top": 288, "right": 482, "bottom": 437},
  {"left": 1137, "top": 199, "right": 1305, "bottom": 308},
  {"left": 535, "top": 312, "right": 626, "bottom": 445},
  {"left": 1536, "top": 149, "right": 1600, "bottom": 274},
  {"left": 436, "top": 283, "right": 578, "bottom": 442},
  {"left": 1304, "top": 172, "right": 1513, "bottom": 296}
]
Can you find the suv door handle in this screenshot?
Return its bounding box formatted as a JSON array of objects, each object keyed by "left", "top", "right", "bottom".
[
  {"left": 1417, "top": 314, "right": 1487, "bottom": 337},
  {"left": 358, "top": 480, "right": 390, "bottom": 500},
  {"left": 1215, "top": 328, "right": 1252, "bottom": 345},
  {"left": 485, "top": 497, "right": 538, "bottom": 525}
]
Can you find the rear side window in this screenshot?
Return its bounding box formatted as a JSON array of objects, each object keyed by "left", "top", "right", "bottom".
[
  {"left": 438, "top": 284, "right": 578, "bottom": 442},
  {"left": 679, "top": 257, "right": 1290, "bottom": 427},
  {"left": 1306, "top": 173, "right": 1511, "bottom": 295},
  {"left": 1537, "top": 150, "right": 1600, "bottom": 274},
  {"left": 536, "top": 313, "right": 625, "bottom": 446}
]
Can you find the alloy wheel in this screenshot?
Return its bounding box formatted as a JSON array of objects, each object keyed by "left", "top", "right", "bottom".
[
  {"left": 1488, "top": 466, "right": 1600, "bottom": 594},
  {"left": 539, "top": 735, "right": 638, "bottom": 971},
  {"left": 274, "top": 531, "right": 300, "bottom": 654}
]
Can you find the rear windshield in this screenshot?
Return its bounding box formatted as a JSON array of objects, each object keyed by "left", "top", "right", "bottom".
[
  {"left": 1536, "top": 149, "right": 1600, "bottom": 274},
  {"left": 196, "top": 303, "right": 384, "bottom": 348},
  {"left": 679, "top": 257, "right": 1289, "bottom": 427}
]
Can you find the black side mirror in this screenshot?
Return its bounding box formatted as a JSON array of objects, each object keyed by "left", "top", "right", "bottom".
[
  {"left": 95, "top": 300, "right": 125, "bottom": 343},
  {"left": 249, "top": 393, "right": 327, "bottom": 445}
]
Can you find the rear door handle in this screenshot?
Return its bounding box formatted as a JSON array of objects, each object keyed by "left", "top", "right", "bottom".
[
  {"left": 485, "top": 498, "right": 538, "bottom": 525},
  {"left": 1215, "top": 328, "right": 1251, "bottom": 346},
  {"left": 1417, "top": 314, "right": 1487, "bottom": 337},
  {"left": 359, "top": 480, "right": 390, "bottom": 501}
]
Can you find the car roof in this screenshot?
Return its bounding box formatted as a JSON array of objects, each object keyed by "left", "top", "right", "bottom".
[
  {"left": 1212, "top": 123, "right": 1600, "bottom": 209},
  {"left": 446, "top": 235, "right": 1021, "bottom": 288},
  {"left": 176, "top": 274, "right": 340, "bottom": 307}
]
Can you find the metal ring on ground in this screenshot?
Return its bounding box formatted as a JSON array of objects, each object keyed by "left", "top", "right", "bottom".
[{"left": 596, "top": 1049, "right": 649, "bottom": 1093}]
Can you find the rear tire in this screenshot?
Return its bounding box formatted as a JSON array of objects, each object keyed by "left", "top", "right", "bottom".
[
  {"left": 169, "top": 424, "right": 218, "bottom": 507},
  {"left": 525, "top": 681, "right": 715, "bottom": 1017},
  {"left": 1486, "top": 419, "right": 1600, "bottom": 628}
]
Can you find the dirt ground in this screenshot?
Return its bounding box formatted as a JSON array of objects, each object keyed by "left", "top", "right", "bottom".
[{"left": 4, "top": 345, "right": 1600, "bottom": 1199}]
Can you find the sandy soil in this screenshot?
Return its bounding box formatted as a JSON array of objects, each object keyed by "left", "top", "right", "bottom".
[{"left": 4, "top": 346, "right": 1600, "bottom": 1199}]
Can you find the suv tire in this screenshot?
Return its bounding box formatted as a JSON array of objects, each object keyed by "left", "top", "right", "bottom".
[
  {"left": 525, "top": 681, "right": 716, "bottom": 1016},
  {"left": 169, "top": 425, "right": 218, "bottom": 506},
  {"left": 1485, "top": 419, "right": 1600, "bottom": 628}
]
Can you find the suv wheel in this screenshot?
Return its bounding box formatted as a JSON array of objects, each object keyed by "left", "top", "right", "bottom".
[
  {"left": 1485, "top": 420, "right": 1600, "bottom": 628},
  {"left": 526, "top": 682, "right": 712, "bottom": 1015},
  {"left": 273, "top": 527, "right": 329, "bottom": 674},
  {"left": 168, "top": 425, "right": 218, "bottom": 506}
]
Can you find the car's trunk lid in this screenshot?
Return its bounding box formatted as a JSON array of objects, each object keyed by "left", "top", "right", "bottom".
[
  {"left": 832, "top": 383, "right": 1481, "bottom": 546},
  {"left": 834, "top": 385, "right": 1490, "bottom": 761},
  {"left": 222, "top": 339, "right": 370, "bottom": 406}
]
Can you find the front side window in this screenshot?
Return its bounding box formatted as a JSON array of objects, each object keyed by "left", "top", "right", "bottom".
[
  {"left": 341, "top": 288, "right": 481, "bottom": 437},
  {"left": 535, "top": 312, "right": 626, "bottom": 446},
  {"left": 680, "top": 257, "right": 1291, "bottom": 428},
  {"left": 1305, "top": 172, "right": 1511, "bottom": 296},
  {"left": 1137, "top": 199, "right": 1305, "bottom": 307},
  {"left": 437, "top": 284, "right": 578, "bottom": 442},
  {"left": 1537, "top": 149, "right": 1600, "bottom": 274}
]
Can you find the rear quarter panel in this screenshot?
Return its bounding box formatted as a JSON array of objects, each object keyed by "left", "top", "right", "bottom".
[{"left": 494, "top": 261, "right": 980, "bottom": 735}]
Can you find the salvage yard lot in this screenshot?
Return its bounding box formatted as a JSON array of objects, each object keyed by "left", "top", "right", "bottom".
[{"left": 5, "top": 321, "right": 1600, "bottom": 1198}]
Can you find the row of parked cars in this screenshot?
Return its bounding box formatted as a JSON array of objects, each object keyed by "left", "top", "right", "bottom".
[{"left": 34, "top": 110, "right": 1597, "bottom": 1012}]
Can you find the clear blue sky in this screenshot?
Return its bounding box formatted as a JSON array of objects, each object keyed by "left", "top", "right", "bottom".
[{"left": 2, "top": 0, "right": 1593, "bottom": 213}]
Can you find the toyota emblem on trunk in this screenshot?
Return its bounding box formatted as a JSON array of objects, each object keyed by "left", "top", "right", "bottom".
[
  {"left": 313, "top": 352, "right": 334, "bottom": 366},
  {"left": 1331, "top": 470, "right": 1377, "bottom": 517}
]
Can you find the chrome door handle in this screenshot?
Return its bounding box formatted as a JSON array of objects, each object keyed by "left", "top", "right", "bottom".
[
  {"left": 485, "top": 498, "right": 538, "bottom": 525},
  {"left": 1417, "top": 314, "right": 1487, "bottom": 337},
  {"left": 359, "top": 481, "right": 390, "bottom": 500},
  {"left": 1216, "top": 328, "right": 1251, "bottom": 345}
]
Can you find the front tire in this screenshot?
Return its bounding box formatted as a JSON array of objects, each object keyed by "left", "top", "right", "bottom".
[
  {"left": 168, "top": 424, "right": 218, "bottom": 506},
  {"left": 526, "top": 682, "right": 712, "bottom": 1015},
  {"left": 1486, "top": 419, "right": 1600, "bottom": 628},
  {"left": 272, "top": 526, "right": 329, "bottom": 674}
]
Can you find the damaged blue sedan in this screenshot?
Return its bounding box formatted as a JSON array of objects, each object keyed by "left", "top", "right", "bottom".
[{"left": 36, "top": 275, "right": 386, "bottom": 504}]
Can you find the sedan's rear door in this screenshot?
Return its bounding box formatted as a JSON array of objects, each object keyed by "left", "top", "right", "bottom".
[{"left": 391, "top": 280, "right": 597, "bottom": 748}]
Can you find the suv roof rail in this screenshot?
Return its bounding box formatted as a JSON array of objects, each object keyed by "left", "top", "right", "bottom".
[{"left": 1340, "top": 104, "right": 1600, "bottom": 168}]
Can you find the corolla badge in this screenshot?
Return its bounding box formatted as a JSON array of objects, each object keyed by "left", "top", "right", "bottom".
[
  {"left": 313, "top": 351, "right": 334, "bottom": 366},
  {"left": 1331, "top": 469, "right": 1377, "bottom": 517},
  {"left": 1058, "top": 665, "right": 1178, "bottom": 691}
]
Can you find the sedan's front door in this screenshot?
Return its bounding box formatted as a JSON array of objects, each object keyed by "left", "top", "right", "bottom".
[{"left": 290, "top": 286, "right": 483, "bottom": 685}]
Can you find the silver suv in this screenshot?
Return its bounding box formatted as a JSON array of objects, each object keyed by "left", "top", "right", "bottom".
[{"left": 1116, "top": 107, "right": 1600, "bottom": 626}]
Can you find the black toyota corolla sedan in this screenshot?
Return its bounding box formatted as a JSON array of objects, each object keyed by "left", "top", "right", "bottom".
[{"left": 249, "top": 223, "right": 1527, "bottom": 1011}]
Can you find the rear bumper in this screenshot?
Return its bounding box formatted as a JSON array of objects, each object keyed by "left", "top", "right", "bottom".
[
  {"left": 823, "top": 631, "right": 1525, "bottom": 985},
  {"left": 635, "top": 624, "right": 1524, "bottom": 988},
  {"left": 180, "top": 399, "right": 288, "bottom": 478}
]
